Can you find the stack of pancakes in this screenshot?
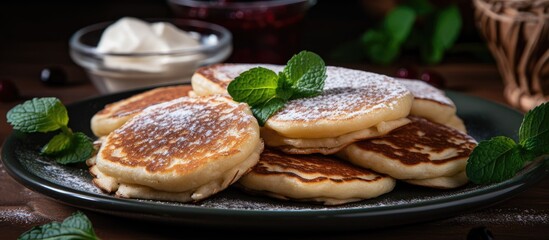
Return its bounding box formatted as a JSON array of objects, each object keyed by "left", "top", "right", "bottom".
[{"left": 88, "top": 63, "right": 477, "bottom": 205}]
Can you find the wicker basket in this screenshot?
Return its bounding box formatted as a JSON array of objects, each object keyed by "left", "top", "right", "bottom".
[{"left": 473, "top": 0, "right": 549, "bottom": 111}]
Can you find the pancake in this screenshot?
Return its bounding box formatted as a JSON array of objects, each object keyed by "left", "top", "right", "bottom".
[
  {"left": 191, "top": 64, "right": 414, "bottom": 154},
  {"left": 404, "top": 171, "right": 468, "bottom": 189},
  {"left": 258, "top": 66, "right": 412, "bottom": 138},
  {"left": 237, "top": 148, "right": 396, "bottom": 205},
  {"left": 338, "top": 116, "right": 477, "bottom": 183},
  {"left": 261, "top": 118, "right": 411, "bottom": 154},
  {"left": 398, "top": 79, "right": 466, "bottom": 132},
  {"left": 90, "top": 95, "right": 263, "bottom": 202},
  {"left": 91, "top": 85, "right": 191, "bottom": 137}
]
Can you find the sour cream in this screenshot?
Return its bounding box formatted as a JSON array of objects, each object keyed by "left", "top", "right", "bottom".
[{"left": 96, "top": 17, "right": 202, "bottom": 72}]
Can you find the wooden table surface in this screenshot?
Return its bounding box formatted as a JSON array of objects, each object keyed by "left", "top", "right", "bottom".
[{"left": 1, "top": 1, "right": 548, "bottom": 239}]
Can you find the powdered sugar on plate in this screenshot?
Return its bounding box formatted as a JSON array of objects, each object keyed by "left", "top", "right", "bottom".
[
  {"left": 16, "top": 145, "right": 102, "bottom": 194},
  {"left": 447, "top": 208, "right": 549, "bottom": 226},
  {"left": 0, "top": 208, "right": 40, "bottom": 224}
]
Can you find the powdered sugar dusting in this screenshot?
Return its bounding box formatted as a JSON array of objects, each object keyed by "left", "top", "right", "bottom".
[
  {"left": 0, "top": 208, "right": 40, "bottom": 224},
  {"left": 447, "top": 208, "right": 549, "bottom": 226},
  {"left": 398, "top": 79, "right": 455, "bottom": 107},
  {"left": 272, "top": 67, "right": 410, "bottom": 122},
  {"left": 15, "top": 146, "right": 102, "bottom": 194}
]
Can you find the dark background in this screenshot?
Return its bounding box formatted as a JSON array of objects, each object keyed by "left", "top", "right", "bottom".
[{"left": 0, "top": 0, "right": 486, "bottom": 67}]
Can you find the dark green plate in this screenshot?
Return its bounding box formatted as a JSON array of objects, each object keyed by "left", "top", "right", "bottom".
[{"left": 2, "top": 88, "right": 547, "bottom": 231}]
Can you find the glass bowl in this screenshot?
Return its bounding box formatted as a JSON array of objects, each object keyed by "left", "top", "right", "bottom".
[{"left": 70, "top": 18, "right": 232, "bottom": 94}]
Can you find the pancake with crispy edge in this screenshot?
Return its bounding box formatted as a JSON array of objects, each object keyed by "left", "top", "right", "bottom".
[
  {"left": 91, "top": 85, "right": 190, "bottom": 137},
  {"left": 237, "top": 148, "right": 396, "bottom": 205},
  {"left": 338, "top": 116, "right": 477, "bottom": 187},
  {"left": 191, "top": 64, "right": 414, "bottom": 154},
  {"left": 89, "top": 95, "right": 262, "bottom": 202}
]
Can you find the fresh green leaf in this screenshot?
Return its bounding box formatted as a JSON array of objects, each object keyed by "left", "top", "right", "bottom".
[
  {"left": 519, "top": 102, "right": 549, "bottom": 155},
  {"left": 360, "top": 29, "right": 386, "bottom": 45},
  {"left": 421, "top": 42, "right": 444, "bottom": 64},
  {"left": 61, "top": 211, "right": 96, "bottom": 236},
  {"left": 18, "top": 211, "right": 99, "bottom": 240},
  {"left": 466, "top": 136, "right": 525, "bottom": 184},
  {"left": 276, "top": 72, "right": 293, "bottom": 101},
  {"left": 41, "top": 132, "right": 72, "bottom": 155},
  {"left": 432, "top": 5, "right": 462, "bottom": 50},
  {"left": 7, "top": 97, "right": 68, "bottom": 133},
  {"left": 283, "top": 51, "right": 326, "bottom": 99},
  {"left": 383, "top": 6, "right": 416, "bottom": 44},
  {"left": 423, "top": 4, "right": 462, "bottom": 64},
  {"left": 367, "top": 39, "right": 400, "bottom": 65},
  {"left": 360, "top": 31, "right": 396, "bottom": 65},
  {"left": 6, "top": 97, "right": 95, "bottom": 165},
  {"left": 359, "top": 6, "right": 414, "bottom": 65},
  {"left": 228, "top": 50, "right": 327, "bottom": 126},
  {"left": 251, "top": 98, "right": 286, "bottom": 126},
  {"left": 54, "top": 132, "right": 94, "bottom": 165},
  {"left": 227, "top": 67, "right": 279, "bottom": 106}
]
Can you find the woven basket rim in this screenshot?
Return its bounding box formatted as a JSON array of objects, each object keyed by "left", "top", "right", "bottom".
[{"left": 474, "top": 0, "right": 549, "bottom": 22}]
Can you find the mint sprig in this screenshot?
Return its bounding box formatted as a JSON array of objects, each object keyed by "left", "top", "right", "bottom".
[
  {"left": 330, "top": 0, "right": 462, "bottom": 65},
  {"left": 227, "top": 51, "right": 327, "bottom": 126},
  {"left": 18, "top": 211, "right": 99, "bottom": 240},
  {"left": 7, "top": 97, "right": 94, "bottom": 164},
  {"left": 466, "top": 102, "right": 549, "bottom": 184},
  {"left": 6, "top": 97, "right": 68, "bottom": 133}
]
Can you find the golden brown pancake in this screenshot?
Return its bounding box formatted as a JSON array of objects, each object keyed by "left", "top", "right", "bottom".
[
  {"left": 398, "top": 79, "right": 466, "bottom": 132},
  {"left": 90, "top": 95, "right": 262, "bottom": 202},
  {"left": 91, "top": 85, "right": 191, "bottom": 137},
  {"left": 338, "top": 116, "right": 477, "bottom": 185},
  {"left": 238, "top": 148, "right": 396, "bottom": 205}
]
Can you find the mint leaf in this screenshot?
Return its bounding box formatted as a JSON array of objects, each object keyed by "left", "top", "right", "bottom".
[
  {"left": 432, "top": 5, "right": 462, "bottom": 50},
  {"left": 251, "top": 98, "right": 286, "bottom": 126},
  {"left": 368, "top": 39, "right": 400, "bottom": 65},
  {"left": 227, "top": 50, "right": 326, "bottom": 126},
  {"left": 61, "top": 211, "right": 96, "bottom": 236},
  {"left": 423, "top": 5, "right": 462, "bottom": 64},
  {"left": 7, "top": 97, "right": 68, "bottom": 133},
  {"left": 54, "top": 132, "right": 94, "bottom": 164},
  {"left": 359, "top": 7, "right": 415, "bottom": 65},
  {"left": 227, "top": 67, "right": 279, "bottom": 106},
  {"left": 361, "top": 30, "right": 399, "bottom": 65},
  {"left": 466, "top": 136, "right": 526, "bottom": 184},
  {"left": 18, "top": 211, "right": 99, "bottom": 240},
  {"left": 519, "top": 102, "right": 549, "bottom": 155},
  {"left": 6, "top": 97, "right": 95, "bottom": 164},
  {"left": 41, "top": 132, "right": 72, "bottom": 155},
  {"left": 276, "top": 72, "right": 293, "bottom": 101},
  {"left": 282, "top": 51, "right": 326, "bottom": 99},
  {"left": 384, "top": 6, "right": 416, "bottom": 44}
]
